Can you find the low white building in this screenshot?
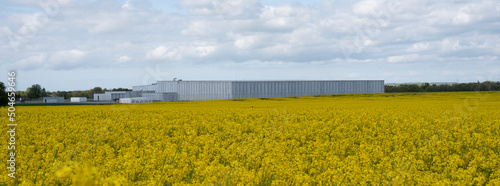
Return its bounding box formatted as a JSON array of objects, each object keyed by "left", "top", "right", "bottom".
[
  {"left": 70, "top": 97, "right": 87, "bottom": 103},
  {"left": 43, "top": 97, "right": 64, "bottom": 103},
  {"left": 119, "top": 97, "right": 152, "bottom": 104},
  {"left": 93, "top": 91, "right": 146, "bottom": 101}
]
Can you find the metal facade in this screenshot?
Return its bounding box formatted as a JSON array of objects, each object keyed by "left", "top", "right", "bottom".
[
  {"left": 141, "top": 93, "right": 178, "bottom": 102},
  {"left": 118, "top": 80, "right": 384, "bottom": 102},
  {"left": 93, "top": 91, "right": 147, "bottom": 101},
  {"left": 43, "top": 97, "right": 64, "bottom": 103},
  {"left": 120, "top": 97, "right": 152, "bottom": 104},
  {"left": 176, "top": 81, "right": 232, "bottom": 101},
  {"left": 132, "top": 84, "right": 156, "bottom": 92},
  {"left": 231, "top": 80, "right": 384, "bottom": 99}
]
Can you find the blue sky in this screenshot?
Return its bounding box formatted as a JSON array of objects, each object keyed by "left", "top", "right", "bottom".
[{"left": 1, "top": 0, "right": 499, "bottom": 91}]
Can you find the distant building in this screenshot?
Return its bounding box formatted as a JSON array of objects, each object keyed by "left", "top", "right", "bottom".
[
  {"left": 93, "top": 91, "right": 147, "bottom": 101},
  {"left": 119, "top": 97, "right": 152, "bottom": 104},
  {"left": 43, "top": 97, "right": 64, "bottom": 103},
  {"left": 70, "top": 97, "right": 87, "bottom": 103},
  {"left": 94, "top": 80, "right": 385, "bottom": 103}
]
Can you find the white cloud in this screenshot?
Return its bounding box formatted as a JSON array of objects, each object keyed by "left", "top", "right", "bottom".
[
  {"left": 116, "top": 55, "right": 131, "bottom": 64},
  {"left": 441, "top": 39, "right": 461, "bottom": 53},
  {"left": 122, "top": 1, "right": 133, "bottom": 10},
  {"left": 387, "top": 54, "right": 419, "bottom": 63},
  {"left": 453, "top": 12, "right": 471, "bottom": 25},
  {"left": 194, "top": 43, "right": 216, "bottom": 57},
  {"left": 407, "top": 43, "right": 430, "bottom": 52},
  {"left": 15, "top": 54, "right": 46, "bottom": 70},
  {"left": 2, "top": 0, "right": 500, "bottom": 90},
  {"left": 234, "top": 35, "right": 260, "bottom": 50},
  {"left": 48, "top": 49, "right": 86, "bottom": 69},
  {"left": 179, "top": 0, "right": 262, "bottom": 18},
  {"left": 352, "top": 0, "right": 382, "bottom": 16},
  {"left": 146, "top": 46, "right": 179, "bottom": 60}
]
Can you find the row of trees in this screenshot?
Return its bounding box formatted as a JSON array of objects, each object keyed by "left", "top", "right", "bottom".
[
  {"left": 43, "top": 87, "right": 131, "bottom": 100},
  {"left": 0, "top": 82, "right": 132, "bottom": 105},
  {"left": 385, "top": 81, "right": 500, "bottom": 93}
]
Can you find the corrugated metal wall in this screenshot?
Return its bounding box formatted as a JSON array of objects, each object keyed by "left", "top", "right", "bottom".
[
  {"left": 231, "top": 80, "right": 384, "bottom": 99},
  {"left": 93, "top": 93, "right": 110, "bottom": 101},
  {"left": 129, "top": 80, "right": 384, "bottom": 102},
  {"left": 94, "top": 91, "right": 143, "bottom": 101},
  {"left": 176, "top": 81, "right": 232, "bottom": 101},
  {"left": 142, "top": 93, "right": 178, "bottom": 102},
  {"left": 132, "top": 85, "right": 157, "bottom": 92},
  {"left": 156, "top": 81, "right": 179, "bottom": 93}
]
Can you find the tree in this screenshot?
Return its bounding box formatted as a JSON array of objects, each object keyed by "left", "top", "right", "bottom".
[
  {"left": 92, "top": 87, "right": 103, "bottom": 93},
  {"left": 27, "top": 84, "right": 46, "bottom": 99},
  {"left": 421, "top": 83, "right": 430, "bottom": 91},
  {"left": 53, "top": 91, "right": 70, "bottom": 99},
  {"left": 0, "top": 82, "right": 8, "bottom": 106},
  {"left": 41, "top": 88, "right": 47, "bottom": 97},
  {"left": 112, "top": 88, "right": 131, "bottom": 91}
]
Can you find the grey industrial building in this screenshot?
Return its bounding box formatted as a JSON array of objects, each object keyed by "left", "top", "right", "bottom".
[
  {"left": 95, "top": 80, "right": 384, "bottom": 102},
  {"left": 43, "top": 97, "right": 65, "bottom": 103},
  {"left": 94, "top": 80, "right": 384, "bottom": 102},
  {"left": 93, "top": 91, "right": 149, "bottom": 101}
]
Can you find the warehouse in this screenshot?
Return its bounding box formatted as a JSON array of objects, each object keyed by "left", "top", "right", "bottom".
[
  {"left": 119, "top": 97, "right": 153, "bottom": 104},
  {"left": 131, "top": 80, "right": 384, "bottom": 102},
  {"left": 43, "top": 97, "right": 64, "bottom": 103},
  {"left": 93, "top": 91, "right": 152, "bottom": 101}
]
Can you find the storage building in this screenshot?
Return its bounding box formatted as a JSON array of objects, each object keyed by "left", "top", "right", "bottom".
[
  {"left": 43, "top": 97, "right": 65, "bottom": 103},
  {"left": 131, "top": 80, "right": 385, "bottom": 102},
  {"left": 93, "top": 91, "right": 151, "bottom": 101},
  {"left": 70, "top": 97, "right": 87, "bottom": 103},
  {"left": 119, "top": 97, "right": 153, "bottom": 104}
]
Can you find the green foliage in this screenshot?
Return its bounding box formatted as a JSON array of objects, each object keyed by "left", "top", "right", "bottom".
[
  {"left": 27, "top": 84, "right": 47, "bottom": 99},
  {"left": 53, "top": 91, "right": 71, "bottom": 99},
  {"left": 92, "top": 87, "right": 104, "bottom": 93},
  {"left": 111, "top": 88, "right": 132, "bottom": 91},
  {"left": 0, "top": 82, "right": 8, "bottom": 106},
  {"left": 385, "top": 81, "right": 500, "bottom": 93}
]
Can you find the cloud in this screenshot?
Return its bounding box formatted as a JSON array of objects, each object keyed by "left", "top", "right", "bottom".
[
  {"left": 48, "top": 49, "right": 86, "bottom": 69},
  {"left": 146, "top": 46, "right": 179, "bottom": 60},
  {"left": 15, "top": 54, "right": 46, "bottom": 70},
  {"left": 387, "top": 54, "right": 419, "bottom": 63},
  {"left": 352, "top": 0, "right": 382, "bottom": 16},
  {"left": 407, "top": 42, "right": 430, "bottom": 52},
  {"left": 116, "top": 55, "right": 131, "bottom": 64},
  {"left": 179, "top": 0, "right": 262, "bottom": 19},
  {"left": 1, "top": 0, "right": 500, "bottom": 90}
]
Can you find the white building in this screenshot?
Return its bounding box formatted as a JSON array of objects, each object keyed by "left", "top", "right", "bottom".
[
  {"left": 70, "top": 97, "right": 87, "bottom": 102},
  {"left": 93, "top": 91, "right": 147, "bottom": 101},
  {"left": 119, "top": 97, "right": 152, "bottom": 104}
]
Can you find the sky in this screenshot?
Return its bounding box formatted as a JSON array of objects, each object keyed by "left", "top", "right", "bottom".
[{"left": 1, "top": 0, "right": 499, "bottom": 91}]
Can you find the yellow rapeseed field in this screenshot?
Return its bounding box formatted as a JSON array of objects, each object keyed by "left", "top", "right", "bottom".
[{"left": 2, "top": 92, "right": 500, "bottom": 185}]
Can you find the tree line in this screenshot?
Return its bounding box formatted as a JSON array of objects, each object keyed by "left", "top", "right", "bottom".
[
  {"left": 1, "top": 81, "right": 500, "bottom": 105},
  {"left": 0, "top": 82, "right": 132, "bottom": 105},
  {"left": 385, "top": 81, "right": 500, "bottom": 93}
]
